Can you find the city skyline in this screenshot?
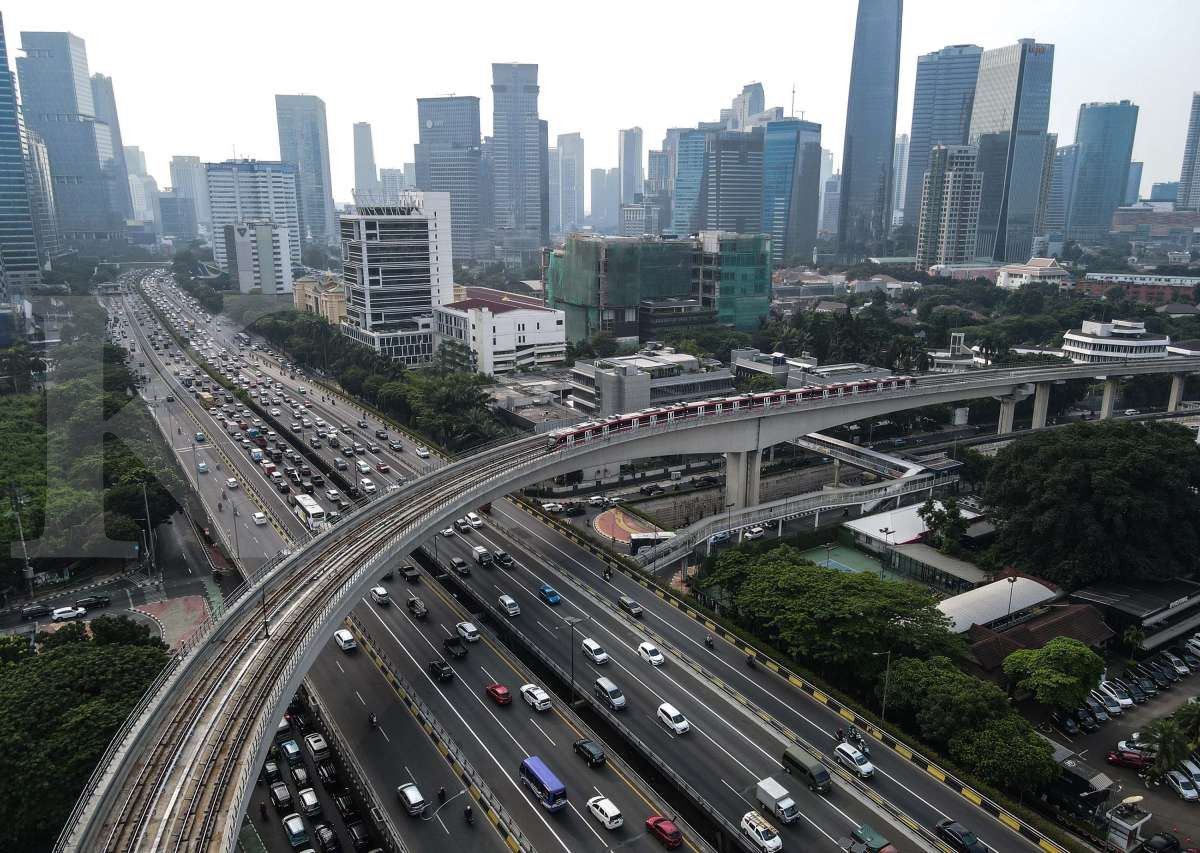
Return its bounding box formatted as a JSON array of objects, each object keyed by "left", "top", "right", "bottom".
[{"left": 2, "top": 1, "right": 1194, "bottom": 209}]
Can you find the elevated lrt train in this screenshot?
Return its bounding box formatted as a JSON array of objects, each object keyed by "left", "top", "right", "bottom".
[{"left": 546, "top": 375, "right": 917, "bottom": 449}]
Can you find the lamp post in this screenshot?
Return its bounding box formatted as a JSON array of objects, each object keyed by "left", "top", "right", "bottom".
[
  {"left": 1005, "top": 575, "right": 1018, "bottom": 620},
  {"left": 878, "top": 527, "right": 894, "bottom": 580},
  {"left": 873, "top": 649, "right": 893, "bottom": 725},
  {"left": 559, "top": 615, "right": 590, "bottom": 706}
]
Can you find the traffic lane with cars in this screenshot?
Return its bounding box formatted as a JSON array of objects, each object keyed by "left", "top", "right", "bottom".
[
  {"left": 433, "top": 529, "right": 901, "bottom": 852},
  {"left": 358, "top": 577, "right": 684, "bottom": 853},
  {"left": 480, "top": 499, "right": 1039, "bottom": 853},
  {"left": 308, "top": 641, "right": 510, "bottom": 852}
]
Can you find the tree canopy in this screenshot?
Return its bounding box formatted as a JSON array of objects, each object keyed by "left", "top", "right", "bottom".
[
  {"left": 982, "top": 421, "right": 1200, "bottom": 588},
  {"left": 1002, "top": 637, "right": 1105, "bottom": 709}
]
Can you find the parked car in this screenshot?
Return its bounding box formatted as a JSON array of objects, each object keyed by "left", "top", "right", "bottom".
[
  {"left": 1106, "top": 749, "right": 1150, "bottom": 770},
  {"left": 1166, "top": 770, "right": 1199, "bottom": 801},
  {"left": 1074, "top": 707, "right": 1099, "bottom": 733},
  {"left": 1049, "top": 711, "right": 1080, "bottom": 736}
]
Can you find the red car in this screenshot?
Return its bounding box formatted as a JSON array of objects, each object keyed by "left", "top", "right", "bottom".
[
  {"left": 485, "top": 683, "right": 512, "bottom": 705},
  {"left": 375, "top": 461, "right": 390, "bottom": 473},
  {"left": 1106, "top": 749, "right": 1149, "bottom": 769},
  {"left": 646, "top": 815, "right": 682, "bottom": 849}
]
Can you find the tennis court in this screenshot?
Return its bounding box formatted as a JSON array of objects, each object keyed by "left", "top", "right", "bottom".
[{"left": 798, "top": 544, "right": 907, "bottom": 582}]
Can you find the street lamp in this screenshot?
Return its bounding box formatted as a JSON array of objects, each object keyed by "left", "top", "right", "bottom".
[
  {"left": 873, "top": 650, "right": 893, "bottom": 725},
  {"left": 1005, "top": 575, "right": 1018, "bottom": 620},
  {"left": 558, "top": 614, "right": 591, "bottom": 706},
  {"left": 878, "top": 527, "right": 894, "bottom": 580}
]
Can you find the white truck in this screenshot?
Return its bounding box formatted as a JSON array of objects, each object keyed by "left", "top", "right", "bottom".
[
  {"left": 755, "top": 777, "right": 799, "bottom": 825},
  {"left": 472, "top": 545, "right": 494, "bottom": 566}
]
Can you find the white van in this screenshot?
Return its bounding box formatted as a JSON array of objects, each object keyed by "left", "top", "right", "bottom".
[
  {"left": 582, "top": 638, "right": 609, "bottom": 664},
  {"left": 594, "top": 676, "right": 626, "bottom": 710},
  {"left": 498, "top": 594, "right": 520, "bottom": 617},
  {"left": 333, "top": 629, "right": 357, "bottom": 652},
  {"left": 356, "top": 460, "right": 371, "bottom": 474}
]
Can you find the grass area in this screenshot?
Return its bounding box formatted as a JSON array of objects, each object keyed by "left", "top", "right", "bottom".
[{"left": 220, "top": 293, "right": 295, "bottom": 329}]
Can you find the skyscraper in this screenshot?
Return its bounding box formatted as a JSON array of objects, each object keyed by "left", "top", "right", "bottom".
[
  {"left": 670, "top": 129, "right": 708, "bottom": 235},
  {"left": 17, "top": 33, "right": 127, "bottom": 245},
  {"left": 1043, "top": 143, "right": 1080, "bottom": 242},
  {"left": 1124, "top": 161, "right": 1143, "bottom": 205},
  {"left": 589, "top": 168, "right": 608, "bottom": 230},
  {"left": 380, "top": 167, "right": 412, "bottom": 203},
  {"left": 891, "top": 133, "right": 909, "bottom": 225},
  {"left": 837, "top": 0, "right": 903, "bottom": 259},
  {"left": 24, "top": 129, "right": 58, "bottom": 264},
  {"left": 915, "top": 145, "right": 982, "bottom": 271},
  {"left": 646, "top": 150, "right": 667, "bottom": 195},
  {"left": 817, "top": 148, "right": 834, "bottom": 233},
  {"left": 1176, "top": 92, "right": 1200, "bottom": 211},
  {"left": 491, "top": 63, "right": 545, "bottom": 261},
  {"left": 353, "top": 122, "right": 381, "bottom": 202},
  {"left": 170, "top": 155, "right": 211, "bottom": 236},
  {"left": 124, "top": 145, "right": 147, "bottom": 178},
  {"left": 557, "top": 133, "right": 585, "bottom": 234},
  {"left": 1066, "top": 101, "right": 1138, "bottom": 240},
  {"left": 762, "top": 119, "right": 823, "bottom": 265},
  {"left": 821, "top": 173, "right": 842, "bottom": 238},
  {"left": 548, "top": 147, "right": 560, "bottom": 235},
  {"left": 618, "top": 127, "right": 643, "bottom": 205},
  {"left": 699, "top": 128, "right": 764, "bottom": 233},
  {"left": 902, "top": 44, "right": 982, "bottom": 228},
  {"left": 728, "top": 83, "right": 766, "bottom": 131},
  {"left": 0, "top": 14, "right": 40, "bottom": 289},
  {"left": 415, "top": 95, "right": 483, "bottom": 260},
  {"left": 969, "top": 39, "right": 1055, "bottom": 262},
  {"left": 90, "top": 74, "right": 134, "bottom": 221},
  {"left": 275, "top": 94, "right": 337, "bottom": 245},
  {"left": 205, "top": 159, "right": 301, "bottom": 270}
]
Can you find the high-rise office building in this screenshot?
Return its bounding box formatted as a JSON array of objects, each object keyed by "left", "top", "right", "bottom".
[
  {"left": 1124, "top": 161, "right": 1143, "bottom": 205},
  {"left": 762, "top": 119, "right": 823, "bottom": 265},
  {"left": 902, "top": 44, "right": 982, "bottom": 229},
  {"left": 124, "top": 145, "right": 147, "bottom": 178},
  {"left": 380, "top": 167, "right": 412, "bottom": 203},
  {"left": 414, "top": 95, "right": 483, "bottom": 260},
  {"left": 1176, "top": 92, "right": 1200, "bottom": 211},
  {"left": 821, "top": 173, "right": 841, "bottom": 238},
  {"left": 969, "top": 39, "right": 1055, "bottom": 262},
  {"left": 915, "top": 145, "right": 982, "bottom": 271},
  {"left": 491, "top": 63, "right": 545, "bottom": 260},
  {"left": 1151, "top": 181, "right": 1179, "bottom": 203},
  {"left": 728, "top": 83, "right": 766, "bottom": 131},
  {"left": 24, "top": 129, "right": 58, "bottom": 264},
  {"left": 1043, "top": 143, "right": 1080, "bottom": 241},
  {"left": 837, "top": 0, "right": 903, "bottom": 258},
  {"left": 90, "top": 74, "right": 133, "bottom": 221},
  {"left": 158, "top": 190, "right": 197, "bottom": 242},
  {"left": 205, "top": 159, "right": 301, "bottom": 270},
  {"left": 817, "top": 148, "right": 834, "bottom": 233},
  {"left": 548, "top": 147, "right": 560, "bottom": 235},
  {"left": 699, "top": 127, "right": 764, "bottom": 233},
  {"left": 225, "top": 221, "right": 293, "bottom": 295},
  {"left": 275, "top": 94, "right": 337, "bottom": 245},
  {"left": 647, "top": 150, "right": 667, "bottom": 195},
  {"left": 124, "top": 144, "right": 159, "bottom": 227},
  {"left": 353, "top": 122, "right": 381, "bottom": 203},
  {"left": 0, "top": 15, "right": 40, "bottom": 289},
  {"left": 670, "top": 129, "right": 708, "bottom": 235},
  {"left": 891, "top": 133, "right": 909, "bottom": 225},
  {"left": 170, "top": 156, "right": 212, "bottom": 237},
  {"left": 589, "top": 168, "right": 609, "bottom": 230},
  {"left": 1067, "top": 100, "right": 1138, "bottom": 240},
  {"left": 618, "top": 127, "right": 644, "bottom": 204},
  {"left": 17, "top": 33, "right": 127, "bottom": 245},
  {"left": 538, "top": 119, "right": 550, "bottom": 247},
  {"left": 662, "top": 127, "right": 689, "bottom": 198},
  {"left": 557, "top": 133, "right": 585, "bottom": 234},
  {"left": 339, "top": 194, "right": 453, "bottom": 364}
]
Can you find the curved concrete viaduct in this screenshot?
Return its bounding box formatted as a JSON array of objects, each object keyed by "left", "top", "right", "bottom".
[{"left": 58, "top": 358, "right": 1200, "bottom": 852}]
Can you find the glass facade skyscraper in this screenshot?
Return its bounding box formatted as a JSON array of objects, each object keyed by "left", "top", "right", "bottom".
[
  {"left": 557, "top": 132, "right": 585, "bottom": 234},
  {"left": 1043, "top": 143, "right": 1080, "bottom": 241},
  {"left": 0, "top": 14, "right": 41, "bottom": 290},
  {"left": 491, "top": 63, "right": 545, "bottom": 261},
  {"left": 353, "top": 122, "right": 381, "bottom": 203},
  {"left": 762, "top": 119, "right": 822, "bottom": 265},
  {"left": 1176, "top": 93, "right": 1200, "bottom": 211},
  {"left": 415, "top": 96, "right": 483, "bottom": 260},
  {"left": 275, "top": 94, "right": 337, "bottom": 246},
  {"left": 91, "top": 74, "right": 133, "bottom": 220},
  {"left": 1067, "top": 100, "right": 1138, "bottom": 240},
  {"left": 969, "top": 39, "right": 1055, "bottom": 262},
  {"left": 618, "top": 127, "right": 643, "bottom": 205},
  {"left": 670, "top": 129, "right": 707, "bottom": 235},
  {"left": 902, "top": 44, "right": 982, "bottom": 229},
  {"left": 699, "top": 128, "right": 764, "bottom": 234},
  {"left": 837, "top": 0, "right": 903, "bottom": 259}
]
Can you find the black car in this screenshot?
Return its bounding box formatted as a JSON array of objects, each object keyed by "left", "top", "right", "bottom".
[
  {"left": 317, "top": 760, "right": 339, "bottom": 789},
  {"left": 1120, "top": 679, "right": 1147, "bottom": 703},
  {"left": 1049, "top": 711, "right": 1080, "bottom": 736},
  {"left": 269, "top": 781, "right": 292, "bottom": 811},
  {"left": 291, "top": 764, "right": 309, "bottom": 787},
  {"left": 375, "top": 430, "right": 389, "bottom": 440},
  {"left": 313, "top": 821, "right": 342, "bottom": 853},
  {"left": 428, "top": 659, "right": 454, "bottom": 682},
  {"left": 1138, "top": 664, "right": 1172, "bottom": 689},
  {"left": 262, "top": 760, "right": 282, "bottom": 783},
  {"left": 1145, "top": 834, "right": 1182, "bottom": 853},
  {"left": 494, "top": 550, "right": 513, "bottom": 566},
  {"left": 366, "top": 443, "right": 380, "bottom": 454},
  {"left": 333, "top": 792, "right": 358, "bottom": 821},
  {"left": 389, "top": 440, "right": 403, "bottom": 451},
  {"left": 357, "top": 419, "right": 368, "bottom": 429},
  {"left": 561, "top": 503, "right": 585, "bottom": 517},
  {"left": 20, "top": 603, "right": 52, "bottom": 620},
  {"left": 1179, "top": 648, "right": 1200, "bottom": 670},
  {"left": 75, "top": 594, "right": 112, "bottom": 609},
  {"left": 345, "top": 819, "right": 371, "bottom": 851},
  {"left": 342, "top": 446, "right": 357, "bottom": 458},
  {"left": 1074, "top": 707, "right": 1099, "bottom": 733},
  {"left": 1125, "top": 672, "right": 1158, "bottom": 696},
  {"left": 443, "top": 636, "right": 467, "bottom": 659},
  {"left": 573, "top": 738, "right": 606, "bottom": 767},
  {"left": 401, "top": 565, "right": 420, "bottom": 583},
  {"left": 935, "top": 820, "right": 989, "bottom": 853},
  {"left": 312, "top": 473, "right": 326, "bottom": 487},
  {"left": 277, "top": 481, "right": 291, "bottom": 494},
  {"left": 450, "top": 557, "right": 470, "bottom": 577}
]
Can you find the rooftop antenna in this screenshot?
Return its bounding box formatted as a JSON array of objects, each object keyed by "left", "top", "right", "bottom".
[{"left": 791, "top": 83, "right": 795, "bottom": 118}]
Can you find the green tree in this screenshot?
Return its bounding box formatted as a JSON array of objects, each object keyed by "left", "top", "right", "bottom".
[
  {"left": 886, "top": 656, "right": 1009, "bottom": 746},
  {"left": 90, "top": 614, "right": 166, "bottom": 649},
  {"left": 917, "top": 497, "right": 969, "bottom": 555},
  {"left": 37, "top": 621, "right": 89, "bottom": 649},
  {"left": 1001, "top": 637, "right": 1105, "bottom": 709},
  {"left": 0, "top": 635, "right": 32, "bottom": 666},
  {"left": 1146, "top": 717, "right": 1190, "bottom": 782},
  {"left": 1173, "top": 701, "right": 1200, "bottom": 749},
  {"left": 948, "top": 716, "right": 1058, "bottom": 794}
]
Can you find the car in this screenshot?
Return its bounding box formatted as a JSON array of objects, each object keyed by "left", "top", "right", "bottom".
[
  {"left": 51, "top": 606, "right": 87, "bottom": 621},
  {"left": 290, "top": 764, "right": 310, "bottom": 787},
  {"left": 485, "top": 683, "right": 512, "bottom": 705},
  {"left": 19, "top": 602, "right": 51, "bottom": 620},
  {"left": 588, "top": 495, "right": 608, "bottom": 506},
  {"left": 449, "top": 556, "right": 469, "bottom": 576},
  {"left": 407, "top": 596, "right": 428, "bottom": 618},
  {"left": 253, "top": 511, "right": 268, "bottom": 526},
  {"left": 427, "top": 660, "right": 454, "bottom": 682},
  {"left": 742, "top": 525, "right": 766, "bottom": 541},
  {"left": 359, "top": 478, "right": 376, "bottom": 494},
  {"left": 1106, "top": 749, "right": 1150, "bottom": 769},
  {"left": 1085, "top": 697, "right": 1110, "bottom": 722},
  {"left": 269, "top": 781, "right": 293, "bottom": 811},
  {"left": 657, "top": 702, "right": 690, "bottom": 735},
  {"left": 1117, "top": 738, "right": 1156, "bottom": 757},
  {"left": 741, "top": 810, "right": 783, "bottom": 853},
  {"left": 325, "top": 489, "right": 341, "bottom": 502},
  {"left": 332, "top": 792, "right": 358, "bottom": 821},
  {"left": 1145, "top": 834, "right": 1184, "bottom": 853},
  {"left": 494, "top": 550, "right": 513, "bottom": 566},
  {"left": 1167, "top": 769, "right": 1200, "bottom": 801},
  {"left": 834, "top": 742, "right": 875, "bottom": 778},
  {"left": 540, "top": 501, "right": 563, "bottom": 513},
  {"left": 277, "top": 481, "right": 292, "bottom": 494},
  {"left": 312, "top": 820, "right": 341, "bottom": 853},
  {"left": 333, "top": 629, "right": 357, "bottom": 652},
  {"left": 281, "top": 813, "right": 308, "bottom": 847},
  {"left": 708, "top": 531, "right": 732, "bottom": 545},
  {"left": 194, "top": 431, "right": 206, "bottom": 442},
  {"left": 196, "top": 461, "right": 209, "bottom": 474},
  {"left": 375, "top": 461, "right": 390, "bottom": 473},
  {"left": 316, "top": 760, "right": 339, "bottom": 789},
  {"left": 638, "top": 642, "right": 665, "bottom": 666},
  {"left": 466, "top": 512, "right": 484, "bottom": 528},
  {"left": 456, "top": 621, "right": 480, "bottom": 642},
  {"left": 639, "top": 483, "right": 664, "bottom": 496},
  {"left": 851, "top": 823, "right": 898, "bottom": 853},
  {"left": 389, "top": 440, "right": 403, "bottom": 451},
  {"left": 1049, "top": 710, "right": 1080, "bottom": 736},
  {"left": 370, "top": 586, "right": 391, "bottom": 606},
  {"left": 441, "top": 526, "right": 455, "bottom": 537},
  {"left": 582, "top": 637, "right": 609, "bottom": 664},
  {"left": 646, "top": 815, "right": 683, "bottom": 849},
  {"left": 1074, "top": 707, "right": 1099, "bottom": 732},
  {"left": 298, "top": 786, "right": 321, "bottom": 817},
  {"left": 574, "top": 738, "right": 606, "bottom": 767},
  {"left": 262, "top": 759, "right": 282, "bottom": 784},
  {"left": 1091, "top": 689, "right": 1123, "bottom": 716},
  {"left": 225, "top": 477, "right": 239, "bottom": 490},
  {"left": 401, "top": 564, "right": 420, "bottom": 583},
  {"left": 538, "top": 584, "right": 561, "bottom": 605},
  {"left": 935, "top": 820, "right": 988, "bottom": 853},
  {"left": 1124, "top": 409, "right": 1141, "bottom": 416},
  {"left": 75, "top": 594, "right": 111, "bottom": 609},
  {"left": 345, "top": 819, "right": 371, "bottom": 851},
  {"left": 415, "top": 446, "right": 430, "bottom": 458},
  {"left": 453, "top": 518, "right": 471, "bottom": 533},
  {"left": 520, "top": 683, "right": 551, "bottom": 711},
  {"left": 586, "top": 795, "right": 623, "bottom": 830}
]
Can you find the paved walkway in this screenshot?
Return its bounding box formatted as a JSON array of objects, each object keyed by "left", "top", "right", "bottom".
[
  {"left": 134, "top": 594, "right": 210, "bottom": 649},
  {"left": 592, "top": 507, "right": 659, "bottom": 543}
]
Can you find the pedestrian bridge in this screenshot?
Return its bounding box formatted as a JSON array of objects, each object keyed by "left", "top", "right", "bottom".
[{"left": 59, "top": 357, "right": 1200, "bottom": 852}]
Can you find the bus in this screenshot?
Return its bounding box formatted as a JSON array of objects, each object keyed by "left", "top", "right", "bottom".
[
  {"left": 293, "top": 494, "right": 326, "bottom": 531},
  {"left": 235, "top": 332, "right": 251, "bottom": 348},
  {"left": 629, "top": 531, "right": 676, "bottom": 555},
  {"left": 518, "top": 756, "right": 566, "bottom": 812}
]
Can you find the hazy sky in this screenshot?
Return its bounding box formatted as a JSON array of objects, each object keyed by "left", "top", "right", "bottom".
[{"left": 4, "top": 0, "right": 1198, "bottom": 209}]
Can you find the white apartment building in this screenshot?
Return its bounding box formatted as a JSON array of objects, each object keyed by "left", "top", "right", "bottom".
[
  {"left": 206, "top": 160, "right": 302, "bottom": 270},
  {"left": 1061, "top": 319, "right": 1169, "bottom": 364},
  {"left": 225, "top": 221, "right": 294, "bottom": 295},
  {"left": 339, "top": 194, "right": 454, "bottom": 365},
  {"left": 434, "top": 287, "right": 566, "bottom": 376}
]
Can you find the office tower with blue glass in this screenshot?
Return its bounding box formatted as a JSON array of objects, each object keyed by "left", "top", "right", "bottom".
[
  {"left": 557, "top": 133, "right": 585, "bottom": 234},
  {"left": 415, "top": 95, "right": 483, "bottom": 260},
  {"left": 619, "top": 128, "right": 643, "bottom": 205},
  {"left": 275, "top": 94, "right": 337, "bottom": 246},
  {"left": 762, "top": 118, "right": 822, "bottom": 265},
  {"left": 0, "top": 14, "right": 41, "bottom": 290},
  {"left": 700, "top": 127, "right": 764, "bottom": 233},
  {"left": 1124, "top": 161, "right": 1143, "bottom": 205},
  {"left": 1067, "top": 100, "right": 1138, "bottom": 240},
  {"left": 491, "top": 63, "right": 546, "bottom": 261},
  {"left": 1177, "top": 93, "right": 1200, "bottom": 211},
  {"left": 837, "top": 0, "right": 903, "bottom": 259}
]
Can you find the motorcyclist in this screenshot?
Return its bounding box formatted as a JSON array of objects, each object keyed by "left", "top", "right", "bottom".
[
  {"left": 368, "top": 712, "right": 378, "bottom": 728},
  {"left": 704, "top": 634, "right": 714, "bottom": 648},
  {"left": 464, "top": 804, "right": 473, "bottom": 823},
  {"left": 438, "top": 786, "right": 446, "bottom": 803}
]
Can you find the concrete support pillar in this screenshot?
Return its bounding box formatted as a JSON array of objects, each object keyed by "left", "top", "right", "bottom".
[
  {"left": 724, "top": 449, "right": 763, "bottom": 510},
  {"left": 1100, "top": 379, "right": 1118, "bottom": 420},
  {"left": 832, "top": 458, "right": 842, "bottom": 487},
  {"left": 997, "top": 399, "right": 1017, "bottom": 435},
  {"left": 1031, "top": 382, "right": 1051, "bottom": 429},
  {"left": 1169, "top": 374, "right": 1186, "bottom": 413}
]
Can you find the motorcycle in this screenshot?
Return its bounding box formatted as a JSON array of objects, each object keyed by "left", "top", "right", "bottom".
[
  {"left": 746, "top": 654, "right": 756, "bottom": 669},
  {"left": 464, "top": 805, "right": 474, "bottom": 825},
  {"left": 368, "top": 712, "right": 378, "bottom": 729},
  {"left": 704, "top": 635, "right": 714, "bottom": 649}
]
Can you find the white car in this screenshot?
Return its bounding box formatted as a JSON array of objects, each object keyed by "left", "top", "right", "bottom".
[
  {"left": 582, "top": 638, "right": 609, "bottom": 664},
  {"left": 441, "top": 527, "right": 455, "bottom": 537},
  {"left": 196, "top": 461, "right": 209, "bottom": 474},
  {"left": 252, "top": 511, "right": 267, "bottom": 526},
  {"left": 638, "top": 642, "right": 665, "bottom": 666},
  {"left": 370, "top": 586, "right": 391, "bottom": 605},
  {"left": 360, "top": 478, "right": 377, "bottom": 494},
  {"left": 657, "top": 702, "right": 690, "bottom": 735},
  {"left": 51, "top": 606, "right": 87, "bottom": 622},
  {"left": 456, "top": 621, "right": 480, "bottom": 642},
  {"left": 834, "top": 742, "right": 875, "bottom": 778},
  {"left": 740, "top": 811, "right": 782, "bottom": 853},
  {"left": 742, "top": 525, "right": 765, "bottom": 541},
  {"left": 466, "top": 512, "right": 484, "bottom": 528},
  {"left": 270, "top": 408, "right": 281, "bottom": 416},
  {"left": 498, "top": 594, "right": 521, "bottom": 617},
  {"left": 588, "top": 495, "right": 608, "bottom": 506},
  {"left": 333, "top": 629, "right": 357, "bottom": 652},
  {"left": 325, "top": 489, "right": 341, "bottom": 502},
  {"left": 586, "top": 795, "right": 624, "bottom": 830},
  {"left": 225, "top": 477, "right": 239, "bottom": 490},
  {"left": 540, "top": 501, "right": 563, "bottom": 513},
  {"left": 1167, "top": 769, "right": 1200, "bottom": 801},
  {"left": 520, "top": 683, "right": 551, "bottom": 711},
  {"left": 415, "top": 446, "right": 430, "bottom": 459}
]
